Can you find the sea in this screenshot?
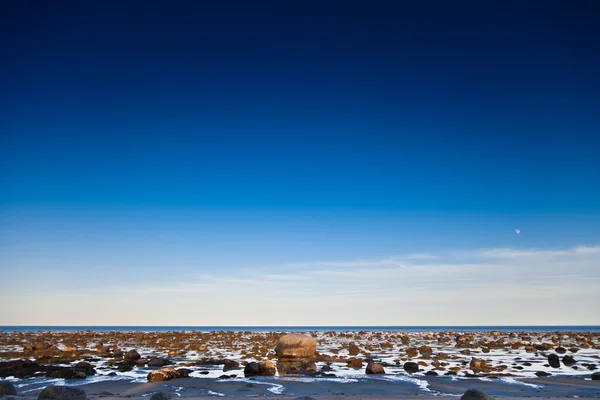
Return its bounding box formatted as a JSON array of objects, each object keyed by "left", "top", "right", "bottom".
[{"left": 1, "top": 325, "right": 599, "bottom": 332}]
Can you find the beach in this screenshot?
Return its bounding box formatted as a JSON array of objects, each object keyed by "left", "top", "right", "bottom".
[{"left": 1, "top": 329, "right": 599, "bottom": 398}]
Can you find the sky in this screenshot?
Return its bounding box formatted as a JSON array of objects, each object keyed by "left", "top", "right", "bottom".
[{"left": 1, "top": 1, "right": 599, "bottom": 326}]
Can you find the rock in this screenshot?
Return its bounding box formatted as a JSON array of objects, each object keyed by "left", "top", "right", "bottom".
[
  {"left": 347, "top": 358, "right": 363, "bottom": 368},
  {"left": 222, "top": 360, "right": 240, "bottom": 372},
  {"left": 555, "top": 346, "right": 566, "bottom": 354},
  {"left": 147, "top": 358, "right": 169, "bottom": 367},
  {"left": 258, "top": 361, "right": 276, "bottom": 376},
  {"left": 0, "top": 359, "right": 41, "bottom": 379},
  {"left": 244, "top": 362, "right": 260, "bottom": 377},
  {"left": 0, "top": 381, "right": 17, "bottom": 396},
  {"left": 161, "top": 368, "right": 179, "bottom": 379},
  {"left": 469, "top": 358, "right": 490, "bottom": 373},
  {"left": 535, "top": 371, "right": 551, "bottom": 377},
  {"left": 44, "top": 366, "right": 87, "bottom": 379},
  {"left": 277, "top": 360, "right": 317, "bottom": 376},
  {"left": 275, "top": 334, "right": 316, "bottom": 358},
  {"left": 591, "top": 372, "right": 600, "bottom": 380},
  {"left": 38, "top": 386, "right": 87, "bottom": 400},
  {"left": 365, "top": 362, "right": 385, "bottom": 374},
  {"left": 348, "top": 342, "right": 361, "bottom": 356},
  {"left": 562, "top": 355, "right": 576, "bottom": 366},
  {"left": 33, "top": 342, "right": 51, "bottom": 351},
  {"left": 460, "top": 389, "right": 495, "bottom": 400},
  {"left": 419, "top": 345, "right": 433, "bottom": 355},
  {"left": 117, "top": 364, "right": 133, "bottom": 372},
  {"left": 425, "top": 370, "right": 438, "bottom": 376},
  {"left": 124, "top": 350, "right": 141, "bottom": 361},
  {"left": 149, "top": 393, "right": 171, "bottom": 400},
  {"left": 403, "top": 362, "right": 419, "bottom": 373},
  {"left": 548, "top": 354, "right": 560, "bottom": 368},
  {"left": 406, "top": 348, "right": 418, "bottom": 357},
  {"left": 176, "top": 368, "right": 191, "bottom": 378},
  {"left": 147, "top": 370, "right": 172, "bottom": 382}
]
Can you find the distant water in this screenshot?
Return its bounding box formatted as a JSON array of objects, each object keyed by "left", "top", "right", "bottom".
[{"left": 1, "top": 325, "right": 599, "bottom": 333}]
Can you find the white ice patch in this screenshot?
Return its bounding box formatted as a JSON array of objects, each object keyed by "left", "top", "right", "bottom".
[
  {"left": 208, "top": 390, "right": 225, "bottom": 396},
  {"left": 500, "top": 377, "right": 542, "bottom": 389},
  {"left": 278, "top": 376, "right": 359, "bottom": 384},
  {"left": 266, "top": 383, "right": 285, "bottom": 395},
  {"left": 378, "top": 374, "right": 431, "bottom": 391}
]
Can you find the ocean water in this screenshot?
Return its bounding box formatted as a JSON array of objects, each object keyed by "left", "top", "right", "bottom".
[{"left": 1, "top": 325, "right": 599, "bottom": 332}]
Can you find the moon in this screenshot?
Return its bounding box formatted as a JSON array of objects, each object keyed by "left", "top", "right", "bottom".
[{"left": 515, "top": 229, "right": 521, "bottom": 235}]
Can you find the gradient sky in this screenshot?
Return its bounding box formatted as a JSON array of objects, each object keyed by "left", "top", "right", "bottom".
[{"left": 1, "top": 1, "right": 599, "bottom": 325}]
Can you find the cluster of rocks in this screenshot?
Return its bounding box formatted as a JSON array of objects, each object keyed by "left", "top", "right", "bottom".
[
  {"left": 0, "top": 359, "right": 96, "bottom": 379},
  {"left": 147, "top": 367, "right": 191, "bottom": 382},
  {"left": 1, "top": 329, "right": 599, "bottom": 381}
]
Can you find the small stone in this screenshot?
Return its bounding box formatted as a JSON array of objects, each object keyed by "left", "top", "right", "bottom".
[
  {"left": 555, "top": 346, "right": 566, "bottom": 354},
  {"left": 461, "top": 389, "right": 495, "bottom": 400},
  {"left": 149, "top": 392, "right": 171, "bottom": 400},
  {"left": 0, "top": 381, "right": 17, "bottom": 396},
  {"left": 38, "top": 386, "right": 87, "bottom": 400},
  {"left": 562, "top": 355, "right": 576, "bottom": 366}
]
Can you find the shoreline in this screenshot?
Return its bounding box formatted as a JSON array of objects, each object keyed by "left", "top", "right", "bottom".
[{"left": 2, "top": 329, "right": 599, "bottom": 398}]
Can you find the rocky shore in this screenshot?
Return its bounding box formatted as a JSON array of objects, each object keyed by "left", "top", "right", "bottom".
[{"left": 1, "top": 329, "right": 599, "bottom": 397}]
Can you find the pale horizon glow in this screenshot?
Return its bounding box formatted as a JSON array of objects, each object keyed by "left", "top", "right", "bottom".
[{"left": 2, "top": 244, "right": 599, "bottom": 326}]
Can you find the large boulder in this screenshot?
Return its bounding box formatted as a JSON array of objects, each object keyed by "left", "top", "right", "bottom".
[
  {"left": 38, "top": 386, "right": 87, "bottom": 400},
  {"left": 548, "top": 354, "right": 560, "bottom": 368},
  {"left": 124, "top": 350, "right": 141, "bottom": 361},
  {"left": 591, "top": 372, "right": 600, "bottom": 380},
  {"left": 461, "top": 389, "right": 495, "bottom": 400},
  {"left": 403, "top": 362, "right": 420, "bottom": 373},
  {"left": 244, "top": 362, "right": 260, "bottom": 377},
  {"left": 365, "top": 362, "right": 385, "bottom": 374},
  {"left": 0, "top": 381, "right": 17, "bottom": 396},
  {"left": 258, "top": 361, "right": 276, "bottom": 376},
  {"left": 146, "top": 368, "right": 177, "bottom": 382},
  {"left": 275, "top": 334, "right": 316, "bottom": 358},
  {"left": 244, "top": 361, "right": 278, "bottom": 377}
]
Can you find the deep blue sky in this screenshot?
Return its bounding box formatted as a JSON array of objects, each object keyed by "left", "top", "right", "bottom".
[{"left": 1, "top": 1, "right": 600, "bottom": 324}]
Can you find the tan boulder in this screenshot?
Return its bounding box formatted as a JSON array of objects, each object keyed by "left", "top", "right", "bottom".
[{"left": 275, "top": 334, "right": 316, "bottom": 358}]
